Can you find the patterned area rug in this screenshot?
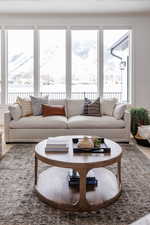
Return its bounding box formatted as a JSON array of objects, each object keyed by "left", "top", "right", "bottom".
[{"left": 0, "top": 143, "right": 150, "bottom": 225}]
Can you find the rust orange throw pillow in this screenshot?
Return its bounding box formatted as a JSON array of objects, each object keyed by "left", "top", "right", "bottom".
[{"left": 42, "top": 104, "right": 66, "bottom": 117}]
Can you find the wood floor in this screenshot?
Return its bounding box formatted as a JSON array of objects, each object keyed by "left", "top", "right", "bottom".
[{"left": 132, "top": 138, "right": 150, "bottom": 159}]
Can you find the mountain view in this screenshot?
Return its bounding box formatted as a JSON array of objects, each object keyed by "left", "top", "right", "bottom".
[{"left": 7, "top": 29, "right": 129, "bottom": 102}]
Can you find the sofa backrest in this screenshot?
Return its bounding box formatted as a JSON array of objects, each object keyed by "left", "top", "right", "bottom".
[
  {"left": 8, "top": 97, "right": 127, "bottom": 120},
  {"left": 48, "top": 99, "right": 66, "bottom": 106}
]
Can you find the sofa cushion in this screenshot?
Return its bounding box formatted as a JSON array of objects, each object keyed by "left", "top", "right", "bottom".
[
  {"left": 30, "top": 96, "right": 48, "bottom": 116},
  {"left": 42, "top": 104, "right": 66, "bottom": 117},
  {"left": 113, "top": 103, "right": 127, "bottom": 120},
  {"left": 48, "top": 99, "right": 67, "bottom": 116},
  {"left": 9, "top": 115, "right": 67, "bottom": 129},
  {"left": 8, "top": 104, "right": 22, "bottom": 121},
  {"left": 16, "top": 97, "right": 32, "bottom": 116},
  {"left": 101, "top": 98, "right": 118, "bottom": 116},
  {"left": 67, "top": 99, "right": 84, "bottom": 117},
  {"left": 67, "top": 115, "right": 125, "bottom": 129},
  {"left": 82, "top": 97, "right": 101, "bottom": 116}
]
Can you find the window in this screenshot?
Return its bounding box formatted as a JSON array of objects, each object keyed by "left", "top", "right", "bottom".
[
  {"left": 103, "top": 30, "right": 130, "bottom": 102},
  {"left": 40, "top": 30, "right": 66, "bottom": 98},
  {"left": 71, "top": 30, "right": 98, "bottom": 99},
  {"left": 0, "top": 27, "right": 131, "bottom": 104},
  {"left": 8, "top": 30, "right": 34, "bottom": 103}
]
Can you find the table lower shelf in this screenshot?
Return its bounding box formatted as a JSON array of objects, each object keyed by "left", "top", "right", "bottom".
[{"left": 35, "top": 167, "right": 121, "bottom": 211}]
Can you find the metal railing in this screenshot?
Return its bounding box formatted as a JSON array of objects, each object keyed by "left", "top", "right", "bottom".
[
  {"left": 8, "top": 92, "right": 34, "bottom": 104},
  {"left": 40, "top": 92, "right": 66, "bottom": 99},
  {"left": 7, "top": 91, "right": 122, "bottom": 104}
]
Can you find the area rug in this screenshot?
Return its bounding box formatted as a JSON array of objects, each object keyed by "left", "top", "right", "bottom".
[{"left": 0, "top": 143, "right": 150, "bottom": 225}]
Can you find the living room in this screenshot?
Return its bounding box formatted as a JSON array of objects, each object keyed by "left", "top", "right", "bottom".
[{"left": 0, "top": 0, "right": 150, "bottom": 225}]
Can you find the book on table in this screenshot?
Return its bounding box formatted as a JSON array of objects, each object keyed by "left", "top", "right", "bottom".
[
  {"left": 45, "top": 137, "right": 69, "bottom": 153},
  {"left": 68, "top": 169, "right": 98, "bottom": 186}
]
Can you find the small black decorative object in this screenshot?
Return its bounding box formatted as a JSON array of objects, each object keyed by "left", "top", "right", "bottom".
[{"left": 72, "top": 138, "right": 79, "bottom": 144}]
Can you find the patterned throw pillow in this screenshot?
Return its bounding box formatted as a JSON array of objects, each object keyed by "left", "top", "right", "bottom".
[
  {"left": 82, "top": 97, "right": 101, "bottom": 116},
  {"left": 16, "top": 97, "right": 32, "bottom": 117}
]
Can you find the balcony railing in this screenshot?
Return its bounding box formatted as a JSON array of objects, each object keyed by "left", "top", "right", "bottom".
[{"left": 7, "top": 91, "right": 122, "bottom": 104}]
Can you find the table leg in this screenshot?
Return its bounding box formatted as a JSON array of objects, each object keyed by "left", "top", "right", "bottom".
[
  {"left": 117, "top": 159, "right": 122, "bottom": 186},
  {"left": 35, "top": 155, "right": 38, "bottom": 185},
  {"left": 77, "top": 168, "right": 89, "bottom": 209}
]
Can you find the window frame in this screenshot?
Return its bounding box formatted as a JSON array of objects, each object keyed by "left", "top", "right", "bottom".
[{"left": 0, "top": 25, "right": 132, "bottom": 104}]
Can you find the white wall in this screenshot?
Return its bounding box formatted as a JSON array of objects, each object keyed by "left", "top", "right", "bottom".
[{"left": 0, "top": 12, "right": 150, "bottom": 110}]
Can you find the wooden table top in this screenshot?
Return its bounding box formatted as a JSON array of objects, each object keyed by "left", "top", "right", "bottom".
[{"left": 35, "top": 136, "right": 122, "bottom": 169}]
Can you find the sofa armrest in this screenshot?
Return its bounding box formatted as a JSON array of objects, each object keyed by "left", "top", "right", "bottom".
[
  {"left": 4, "top": 111, "right": 11, "bottom": 143},
  {"left": 123, "top": 110, "right": 131, "bottom": 131}
]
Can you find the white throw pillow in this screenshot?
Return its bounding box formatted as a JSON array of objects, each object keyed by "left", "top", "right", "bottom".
[
  {"left": 138, "top": 125, "right": 150, "bottom": 139},
  {"left": 8, "top": 104, "right": 22, "bottom": 121},
  {"left": 113, "top": 103, "right": 127, "bottom": 120},
  {"left": 101, "top": 98, "right": 118, "bottom": 116},
  {"left": 30, "top": 96, "right": 48, "bottom": 116},
  {"left": 67, "top": 99, "right": 84, "bottom": 117},
  {"left": 16, "top": 96, "right": 32, "bottom": 117}
]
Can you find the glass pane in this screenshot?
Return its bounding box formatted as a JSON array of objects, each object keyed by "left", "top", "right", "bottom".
[
  {"left": 103, "top": 30, "right": 130, "bottom": 102},
  {"left": 72, "top": 30, "right": 98, "bottom": 99},
  {"left": 8, "top": 30, "right": 33, "bottom": 103},
  {"left": 40, "top": 30, "right": 66, "bottom": 98}
]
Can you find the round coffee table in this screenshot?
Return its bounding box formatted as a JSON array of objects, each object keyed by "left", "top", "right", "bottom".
[{"left": 35, "top": 136, "right": 122, "bottom": 212}]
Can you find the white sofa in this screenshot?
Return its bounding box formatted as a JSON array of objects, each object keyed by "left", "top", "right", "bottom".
[{"left": 4, "top": 99, "right": 131, "bottom": 143}]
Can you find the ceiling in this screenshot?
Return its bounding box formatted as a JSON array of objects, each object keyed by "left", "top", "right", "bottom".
[{"left": 0, "top": 0, "right": 150, "bottom": 14}]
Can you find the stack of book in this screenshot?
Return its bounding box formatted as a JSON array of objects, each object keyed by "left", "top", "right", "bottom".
[
  {"left": 45, "top": 137, "right": 69, "bottom": 153},
  {"left": 68, "top": 169, "right": 98, "bottom": 187}
]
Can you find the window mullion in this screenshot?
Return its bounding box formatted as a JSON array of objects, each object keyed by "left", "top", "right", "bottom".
[
  {"left": 66, "top": 29, "right": 71, "bottom": 99},
  {"left": 97, "top": 30, "right": 100, "bottom": 97},
  {"left": 128, "top": 30, "right": 132, "bottom": 104},
  {"left": 98, "top": 30, "right": 103, "bottom": 98},
  {"left": 1, "top": 28, "right": 8, "bottom": 104},
  {"left": 34, "top": 28, "right": 40, "bottom": 96}
]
